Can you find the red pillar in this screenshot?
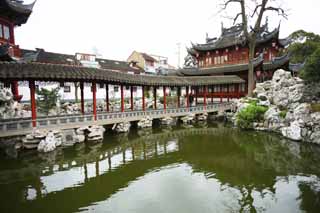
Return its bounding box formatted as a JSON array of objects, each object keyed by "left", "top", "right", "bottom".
[
  {"left": 142, "top": 86, "right": 146, "bottom": 111},
  {"left": 220, "top": 85, "right": 223, "bottom": 103},
  {"left": 121, "top": 85, "right": 124, "bottom": 112},
  {"left": 80, "top": 82, "right": 85, "bottom": 115},
  {"left": 153, "top": 87, "right": 157, "bottom": 110},
  {"left": 237, "top": 84, "right": 240, "bottom": 99},
  {"left": 177, "top": 87, "right": 180, "bottom": 108},
  {"left": 227, "top": 84, "right": 230, "bottom": 102},
  {"left": 211, "top": 85, "right": 213, "bottom": 103},
  {"left": 92, "top": 82, "right": 97, "bottom": 120},
  {"left": 186, "top": 86, "right": 190, "bottom": 108},
  {"left": 130, "top": 86, "right": 134, "bottom": 111},
  {"left": 29, "top": 80, "right": 37, "bottom": 127},
  {"left": 195, "top": 86, "right": 198, "bottom": 106},
  {"left": 204, "top": 86, "right": 207, "bottom": 109},
  {"left": 11, "top": 81, "right": 20, "bottom": 101},
  {"left": 106, "top": 84, "right": 109, "bottom": 112},
  {"left": 163, "top": 86, "right": 166, "bottom": 111}
]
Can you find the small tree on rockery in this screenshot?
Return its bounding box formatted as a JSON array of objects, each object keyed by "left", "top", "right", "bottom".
[{"left": 36, "top": 87, "right": 60, "bottom": 115}]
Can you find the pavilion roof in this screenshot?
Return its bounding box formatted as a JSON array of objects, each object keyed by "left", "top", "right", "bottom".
[
  {"left": 0, "top": 0, "right": 35, "bottom": 26},
  {"left": 0, "top": 61, "right": 245, "bottom": 86},
  {"left": 188, "top": 23, "right": 289, "bottom": 55}
]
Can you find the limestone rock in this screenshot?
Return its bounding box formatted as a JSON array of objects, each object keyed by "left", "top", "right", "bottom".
[
  {"left": 281, "top": 121, "right": 302, "bottom": 141},
  {"left": 37, "top": 132, "right": 57, "bottom": 153},
  {"left": 138, "top": 116, "right": 153, "bottom": 128}
]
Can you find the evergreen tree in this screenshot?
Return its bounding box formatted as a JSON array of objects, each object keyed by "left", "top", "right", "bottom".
[{"left": 36, "top": 87, "right": 60, "bottom": 115}]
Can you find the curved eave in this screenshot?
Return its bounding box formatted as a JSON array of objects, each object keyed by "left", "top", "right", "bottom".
[
  {"left": 5, "top": 0, "right": 35, "bottom": 14},
  {"left": 0, "top": 0, "right": 35, "bottom": 25},
  {"left": 179, "top": 54, "right": 264, "bottom": 76},
  {"left": 191, "top": 27, "right": 280, "bottom": 52},
  {"left": 263, "top": 53, "right": 290, "bottom": 71},
  {"left": 0, "top": 62, "right": 245, "bottom": 86}
]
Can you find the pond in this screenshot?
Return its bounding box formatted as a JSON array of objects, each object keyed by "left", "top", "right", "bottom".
[{"left": 0, "top": 123, "right": 320, "bottom": 213}]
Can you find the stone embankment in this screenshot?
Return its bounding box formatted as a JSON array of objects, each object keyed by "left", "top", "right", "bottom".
[
  {"left": 233, "top": 69, "right": 320, "bottom": 144},
  {"left": 22, "top": 125, "right": 105, "bottom": 153}
]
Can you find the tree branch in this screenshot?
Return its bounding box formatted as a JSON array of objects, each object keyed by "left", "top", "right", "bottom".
[
  {"left": 265, "top": 6, "right": 288, "bottom": 19},
  {"left": 221, "top": 0, "right": 241, "bottom": 9},
  {"left": 251, "top": 4, "right": 262, "bottom": 17},
  {"left": 233, "top": 12, "right": 242, "bottom": 24}
]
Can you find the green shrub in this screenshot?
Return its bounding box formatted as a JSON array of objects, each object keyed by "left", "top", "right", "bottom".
[
  {"left": 311, "top": 103, "right": 320, "bottom": 112},
  {"left": 279, "top": 110, "right": 287, "bottom": 119},
  {"left": 236, "top": 104, "right": 268, "bottom": 129}
]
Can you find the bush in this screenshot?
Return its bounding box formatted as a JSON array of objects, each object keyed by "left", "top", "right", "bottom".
[
  {"left": 279, "top": 110, "right": 287, "bottom": 119},
  {"left": 36, "top": 87, "right": 60, "bottom": 115},
  {"left": 311, "top": 103, "right": 320, "bottom": 112},
  {"left": 236, "top": 104, "right": 268, "bottom": 129},
  {"left": 302, "top": 48, "right": 320, "bottom": 82}
]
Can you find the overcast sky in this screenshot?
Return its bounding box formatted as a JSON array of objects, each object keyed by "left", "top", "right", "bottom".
[{"left": 17, "top": 0, "right": 320, "bottom": 67}]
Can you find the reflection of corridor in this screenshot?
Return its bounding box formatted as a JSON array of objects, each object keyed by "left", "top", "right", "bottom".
[{"left": 1, "top": 127, "right": 320, "bottom": 213}]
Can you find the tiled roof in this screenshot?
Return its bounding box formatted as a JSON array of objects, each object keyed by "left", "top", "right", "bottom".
[
  {"left": 188, "top": 23, "right": 284, "bottom": 54},
  {"left": 141, "top": 53, "right": 157, "bottom": 62},
  {"left": 0, "top": 61, "right": 245, "bottom": 86}
]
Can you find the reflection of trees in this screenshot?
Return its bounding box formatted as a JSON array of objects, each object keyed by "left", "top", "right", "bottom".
[
  {"left": 298, "top": 179, "right": 320, "bottom": 213},
  {"left": 1, "top": 126, "right": 320, "bottom": 212}
]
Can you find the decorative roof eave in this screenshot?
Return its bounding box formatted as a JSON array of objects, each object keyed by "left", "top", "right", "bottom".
[
  {"left": 278, "top": 36, "right": 292, "bottom": 47},
  {"left": 0, "top": 43, "right": 15, "bottom": 61},
  {"left": 289, "top": 62, "right": 305, "bottom": 73},
  {"left": 5, "top": 0, "right": 35, "bottom": 14},
  {"left": 0, "top": 0, "right": 35, "bottom": 25},
  {"left": 190, "top": 27, "right": 280, "bottom": 53},
  {"left": 263, "top": 53, "right": 290, "bottom": 71},
  {"left": 0, "top": 62, "right": 245, "bottom": 86}
]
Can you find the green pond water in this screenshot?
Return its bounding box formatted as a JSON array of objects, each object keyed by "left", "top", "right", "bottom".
[{"left": 0, "top": 123, "right": 320, "bottom": 213}]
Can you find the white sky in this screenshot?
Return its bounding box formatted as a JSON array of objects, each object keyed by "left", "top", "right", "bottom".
[{"left": 16, "top": 0, "right": 320, "bottom": 68}]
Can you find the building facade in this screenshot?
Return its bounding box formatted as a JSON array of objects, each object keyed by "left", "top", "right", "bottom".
[{"left": 176, "top": 22, "right": 293, "bottom": 96}]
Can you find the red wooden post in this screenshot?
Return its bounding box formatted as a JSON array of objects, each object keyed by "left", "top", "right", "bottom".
[
  {"left": 195, "top": 86, "right": 198, "bottom": 106},
  {"left": 29, "top": 80, "right": 37, "bottom": 127},
  {"left": 177, "top": 87, "right": 180, "bottom": 108},
  {"left": 80, "top": 82, "right": 85, "bottom": 115},
  {"left": 220, "top": 85, "right": 223, "bottom": 103},
  {"left": 130, "top": 86, "right": 134, "bottom": 111},
  {"left": 121, "top": 85, "right": 124, "bottom": 112},
  {"left": 186, "top": 86, "right": 190, "bottom": 108},
  {"left": 106, "top": 84, "right": 109, "bottom": 112},
  {"left": 227, "top": 84, "right": 230, "bottom": 102},
  {"left": 142, "top": 86, "right": 146, "bottom": 111},
  {"left": 153, "top": 87, "right": 157, "bottom": 110},
  {"left": 204, "top": 86, "right": 207, "bottom": 109},
  {"left": 211, "top": 85, "right": 213, "bottom": 104},
  {"left": 163, "top": 86, "right": 166, "bottom": 111},
  {"left": 11, "top": 81, "right": 19, "bottom": 101},
  {"left": 236, "top": 84, "right": 240, "bottom": 99},
  {"left": 92, "top": 82, "right": 97, "bottom": 120}
]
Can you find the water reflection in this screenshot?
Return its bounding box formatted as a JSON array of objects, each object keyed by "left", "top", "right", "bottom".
[{"left": 0, "top": 124, "right": 320, "bottom": 212}]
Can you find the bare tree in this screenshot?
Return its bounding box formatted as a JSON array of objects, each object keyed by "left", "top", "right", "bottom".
[{"left": 221, "top": 0, "right": 287, "bottom": 97}]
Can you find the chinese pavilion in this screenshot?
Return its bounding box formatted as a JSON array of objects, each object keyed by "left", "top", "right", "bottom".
[
  {"left": 0, "top": 0, "right": 35, "bottom": 101},
  {"left": 178, "top": 21, "right": 292, "bottom": 96}
]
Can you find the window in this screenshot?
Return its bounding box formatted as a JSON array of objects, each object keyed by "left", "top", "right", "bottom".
[
  {"left": 64, "top": 86, "right": 71, "bottom": 93},
  {"left": 114, "top": 86, "right": 119, "bottom": 92},
  {"left": 3, "top": 25, "right": 10, "bottom": 40},
  {"left": 126, "top": 86, "right": 130, "bottom": 90},
  {"left": 214, "top": 57, "right": 217, "bottom": 65},
  {"left": 214, "top": 85, "right": 220, "bottom": 92}
]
